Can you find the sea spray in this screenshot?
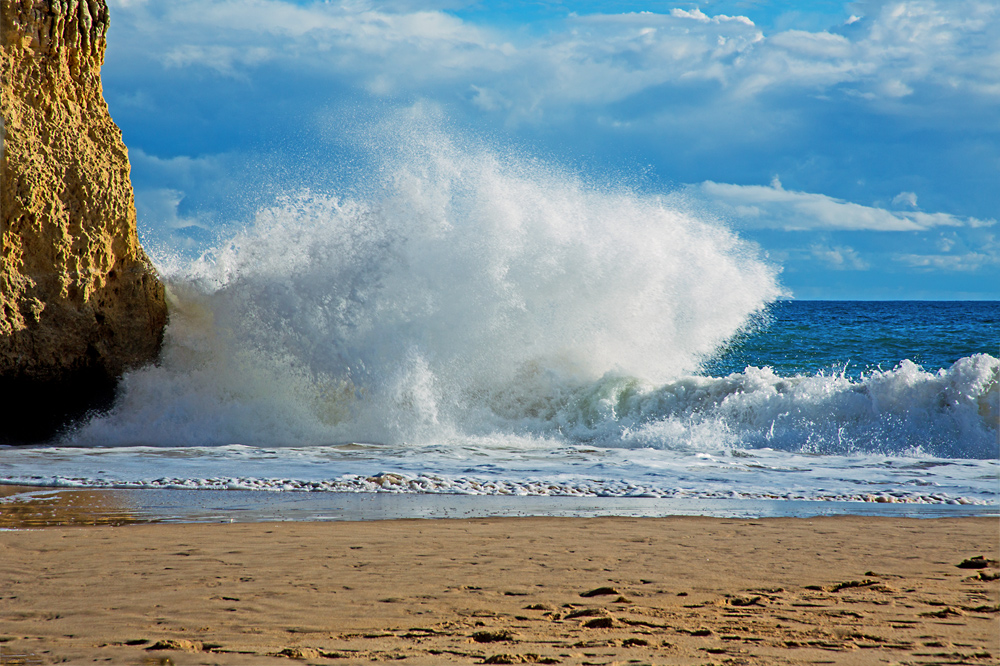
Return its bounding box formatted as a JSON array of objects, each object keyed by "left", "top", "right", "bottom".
[
  {"left": 69, "top": 111, "right": 782, "bottom": 447},
  {"left": 614, "top": 355, "right": 999, "bottom": 459}
]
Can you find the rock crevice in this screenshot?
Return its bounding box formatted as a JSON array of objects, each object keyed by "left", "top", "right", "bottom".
[{"left": 1, "top": 0, "right": 167, "bottom": 442}]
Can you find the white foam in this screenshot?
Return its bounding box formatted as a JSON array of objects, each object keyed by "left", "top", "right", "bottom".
[
  {"left": 1, "top": 444, "right": 995, "bottom": 505},
  {"left": 610, "top": 354, "right": 999, "bottom": 459}
]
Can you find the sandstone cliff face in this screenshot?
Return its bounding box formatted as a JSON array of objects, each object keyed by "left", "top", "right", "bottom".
[{"left": 1, "top": 0, "right": 167, "bottom": 441}]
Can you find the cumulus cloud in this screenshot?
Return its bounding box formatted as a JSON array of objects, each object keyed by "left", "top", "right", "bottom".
[
  {"left": 106, "top": 0, "right": 1000, "bottom": 118},
  {"left": 894, "top": 252, "right": 1000, "bottom": 271},
  {"left": 670, "top": 9, "right": 744, "bottom": 23},
  {"left": 688, "top": 180, "right": 994, "bottom": 232},
  {"left": 893, "top": 231, "right": 1000, "bottom": 271},
  {"left": 109, "top": 0, "right": 508, "bottom": 87},
  {"left": 742, "top": 0, "right": 1000, "bottom": 102},
  {"left": 135, "top": 188, "right": 203, "bottom": 228},
  {"left": 811, "top": 243, "right": 870, "bottom": 270},
  {"left": 129, "top": 149, "right": 227, "bottom": 192}
]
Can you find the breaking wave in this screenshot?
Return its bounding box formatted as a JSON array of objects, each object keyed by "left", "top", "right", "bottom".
[{"left": 66, "top": 109, "right": 997, "bottom": 460}]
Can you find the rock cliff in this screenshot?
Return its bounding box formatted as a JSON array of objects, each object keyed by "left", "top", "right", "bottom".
[{"left": 1, "top": 0, "right": 167, "bottom": 442}]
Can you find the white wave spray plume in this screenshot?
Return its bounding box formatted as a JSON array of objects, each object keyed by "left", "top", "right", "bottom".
[{"left": 71, "top": 106, "right": 782, "bottom": 447}]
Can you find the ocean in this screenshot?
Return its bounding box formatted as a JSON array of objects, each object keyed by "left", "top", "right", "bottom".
[{"left": 1, "top": 121, "right": 997, "bottom": 515}]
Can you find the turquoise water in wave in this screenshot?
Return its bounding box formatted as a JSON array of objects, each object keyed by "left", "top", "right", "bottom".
[{"left": 705, "top": 301, "right": 999, "bottom": 379}]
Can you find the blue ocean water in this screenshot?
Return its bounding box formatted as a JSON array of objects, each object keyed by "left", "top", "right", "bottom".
[
  {"left": 705, "top": 300, "right": 998, "bottom": 379},
  {"left": 0, "top": 121, "right": 996, "bottom": 511}
]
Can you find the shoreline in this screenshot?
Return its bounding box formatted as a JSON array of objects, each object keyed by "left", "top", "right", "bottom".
[
  {"left": 0, "top": 515, "right": 996, "bottom": 665},
  {"left": 1, "top": 485, "right": 997, "bottom": 528}
]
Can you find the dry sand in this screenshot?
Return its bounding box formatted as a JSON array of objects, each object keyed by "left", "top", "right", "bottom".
[{"left": 0, "top": 516, "right": 997, "bottom": 665}]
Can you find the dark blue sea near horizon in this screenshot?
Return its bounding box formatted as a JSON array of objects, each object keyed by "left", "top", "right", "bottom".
[
  {"left": 705, "top": 300, "right": 998, "bottom": 380},
  {"left": 0, "top": 125, "right": 997, "bottom": 516}
]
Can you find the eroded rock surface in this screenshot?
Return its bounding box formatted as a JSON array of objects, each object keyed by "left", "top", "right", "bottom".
[{"left": 1, "top": 0, "right": 167, "bottom": 441}]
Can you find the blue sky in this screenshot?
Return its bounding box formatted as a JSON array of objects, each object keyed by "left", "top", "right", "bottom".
[{"left": 102, "top": 0, "right": 999, "bottom": 299}]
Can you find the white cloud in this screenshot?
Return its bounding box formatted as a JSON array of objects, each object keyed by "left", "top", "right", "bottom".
[
  {"left": 936, "top": 235, "right": 956, "bottom": 252},
  {"left": 135, "top": 188, "right": 210, "bottom": 232},
  {"left": 689, "top": 180, "right": 993, "bottom": 232},
  {"left": 134, "top": 188, "right": 215, "bottom": 255},
  {"left": 894, "top": 252, "right": 1000, "bottom": 271},
  {"left": 669, "top": 8, "right": 755, "bottom": 26},
  {"left": 856, "top": 1, "right": 1000, "bottom": 100},
  {"left": 468, "top": 85, "right": 510, "bottom": 112},
  {"left": 891, "top": 191, "right": 918, "bottom": 208},
  {"left": 104, "top": 0, "right": 1000, "bottom": 126},
  {"left": 111, "top": 3, "right": 763, "bottom": 105},
  {"left": 810, "top": 243, "right": 870, "bottom": 270},
  {"left": 126, "top": 150, "right": 243, "bottom": 252},
  {"left": 163, "top": 45, "right": 274, "bottom": 75},
  {"left": 894, "top": 230, "right": 1000, "bottom": 271},
  {"left": 129, "top": 149, "right": 226, "bottom": 188},
  {"left": 111, "top": 0, "right": 504, "bottom": 86}
]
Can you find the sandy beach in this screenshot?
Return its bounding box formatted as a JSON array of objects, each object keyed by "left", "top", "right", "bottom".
[{"left": 0, "top": 515, "right": 996, "bottom": 665}]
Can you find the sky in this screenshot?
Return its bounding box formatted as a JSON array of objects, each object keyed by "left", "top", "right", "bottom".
[{"left": 101, "top": 0, "right": 1000, "bottom": 300}]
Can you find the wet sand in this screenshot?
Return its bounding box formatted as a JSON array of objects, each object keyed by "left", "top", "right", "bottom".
[{"left": 0, "top": 516, "right": 997, "bottom": 665}]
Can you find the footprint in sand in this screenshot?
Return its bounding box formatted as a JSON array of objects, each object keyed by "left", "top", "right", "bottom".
[
  {"left": 621, "top": 638, "right": 648, "bottom": 647},
  {"left": 145, "top": 639, "right": 203, "bottom": 652},
  {"left": 721, "top": 594, "right": 762, "bottom": 607},
  {"left": 482, "top": 654, "right": 560, "bottom": 664},
  {"left": 919, "top": 607, "right": 964, "bottom": 618},
  {"left": 275, "top": 647, "right": 322, "bottom": 660},
  {"left": 472, "top": 630, "right": 515, "bottom": 643}
]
